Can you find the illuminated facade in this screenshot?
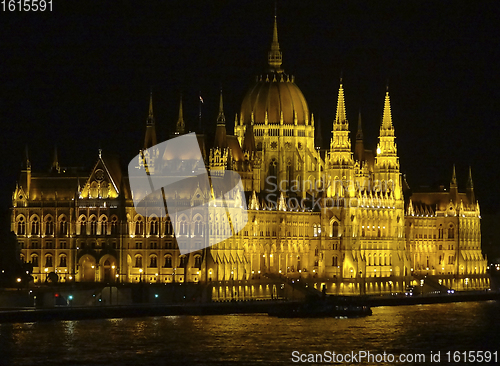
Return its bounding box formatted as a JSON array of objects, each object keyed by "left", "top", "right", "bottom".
[{"left": 11, "top": 17, "right": 488, "bottom": 295}]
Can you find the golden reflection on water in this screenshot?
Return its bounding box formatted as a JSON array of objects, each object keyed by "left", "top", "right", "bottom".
[{"left": 0, "top": 301, "right": 497, "bottom": 365}]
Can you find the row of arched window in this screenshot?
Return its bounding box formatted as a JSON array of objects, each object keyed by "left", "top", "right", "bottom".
[
  {"left": 28, "top": 253, "right": 67, "bottom": 268},
  {"left": 133, "top": 254, "right": 202, "bottom": 269}
]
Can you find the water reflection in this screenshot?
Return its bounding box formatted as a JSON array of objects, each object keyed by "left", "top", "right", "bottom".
[{"left": 0, "top": 301, "right": 497, "bottom": 365}]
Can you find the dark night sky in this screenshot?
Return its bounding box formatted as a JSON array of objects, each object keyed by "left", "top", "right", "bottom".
[{"left": 1, "top": 1, "right": 500, "bottom": 213}]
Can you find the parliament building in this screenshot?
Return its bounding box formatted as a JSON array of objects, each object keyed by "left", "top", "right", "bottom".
[{"left": 11, "top": 17, "right": 489, "bottom": 298}]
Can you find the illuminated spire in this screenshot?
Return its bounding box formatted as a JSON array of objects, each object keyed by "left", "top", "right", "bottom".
[
  {"left": 382, "top": 86, "right": 393, "bottom": 130},
  {"left": 376, "top": 87, "right": 397, "bottom": 157},
  {"left": 333, "top": 82, "right": 348, "bottom": 130},
  {"left": 268, "top": 16, "right": 283, "bottom": 72},
  {"left": 176, "top": 94, "right": 185, "bottom": 134},
  {"left": 330, "top": 80, "right": 352, "bottom": 160}
]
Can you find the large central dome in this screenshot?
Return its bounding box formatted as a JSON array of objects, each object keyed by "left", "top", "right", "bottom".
[{"left": 239, "top": 17, "right": 309, "bottom": 126}]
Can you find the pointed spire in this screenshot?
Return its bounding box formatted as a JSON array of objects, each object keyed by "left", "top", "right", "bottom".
[
  {"left": 449, "top": 164, "right": 459, "bottom": 202},
  {"left": 214, "top": 89, "right": 227, "bottom": 148},
  {"left": 451, "top": 164, "right": 457, "bottom": 187},
  {"left": 354, "top": 111, "right": 365, "bottom": 162},
  {"left": 51, "top": 146, "right": 60, "bottom": 173},
  {"left": 467, "top": 166, "right": 475, "bottom": 203},
  {"left": 356, "top": 110, "right": 363, "bottom": 140},
  {"left": 147, "top": 90, "right": 154, "bottom": 125},
  {"left": 376, "top": 87, "right": 397, "bottom": 159},
  {"left": 334, "top": 82, "right": 348, "bottom": 129},
  {"left": 467, "top": 166, "right": 473, "bottom": 189},
  {"left": 217, "top": 89, "right": 226, "bottom": 126},
  {"left": 143, "top": 92, "right": 157, "bottom": 149},
  {"left": 330, "top": 80, "right": 352, "bottom": 159},
  {"left": 24, "top": 144, "right": 31, "bottom": 170},
  {"left": 176, "top": 94, "right": 185, "bottom": 134},
  {"left": 382, "top": 87, "right": 393, "bottom": 130},
  {"left": 268, "top": 15, "right": 283, "bottom": 72}
]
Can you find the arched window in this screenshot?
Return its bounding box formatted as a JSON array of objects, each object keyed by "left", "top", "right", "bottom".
[
  {"left": 194, "top": 217, "right": 203, "bottom": 236},
  {"left": 150, "top": 218, "right": 158, "bottom": 236},
  {"left": 448, "top": 224, "right": 454, "bottom": 239},
  {"left": 179, "top": 255, "right": 187, "bottom": 267},
  {"left": 164, "top": 255, "right": 172, "bottom": 268},
  {"left": 45, "top": 217, "right": 54, "bottom": 236},
  {"left": 149, "top": 256, "right": 157, "bottom": 268},
  {"left": 31, "top": 254, "right": 39, "bottom": 267},
  {"left": 110, "top": 216, "right": 118, "bottom": 235},
  {"left": 194, "top": 256, "right": 202, "bottom": 269},
  {"left": 59, "top": 217, "right": 68, "bottom": 236},
  {"left": 90, "top": 217, "right": 97, "bottom": 235},
  {"left": 179, "top": 218, "right": 188, "bottom": 236},
  {"left": 135, "top": 217, "right": 144, "bottom": 236},
  {"left": 45, "top": 255, "right": 53, "bottom": 267},
  {"left": 17, "top": 217, "right": 26, "bottom": 236},
  {"left": 31, "top": 217, "right": 39, "bottom": 236},
  {"left": 332, "top": 256, "right": 338, "bottom": 267},
  {"left": 165, "top": 217, "right": 173, "bottom": 236},
  {"left": 332, "top": 222, "right": 339, "bottom": 237},
  {"left": 135, "top": 256, "right": 142, "bottom": 268},
  {"left": 59, "top": 255, "right": 67, "bottom": 267},
  {"left": 100, "top": 217, "right": 107, "bottom": 235},
  {"left": 79, "top": 217, "right": 87, "bottom": 235},
  {"left": 313, "top": 224, "right": 318, "bottom": 237}
]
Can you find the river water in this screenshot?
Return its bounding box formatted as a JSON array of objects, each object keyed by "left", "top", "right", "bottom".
[{"left": 0, "top": 301, "right": 498, "bottom": 365}]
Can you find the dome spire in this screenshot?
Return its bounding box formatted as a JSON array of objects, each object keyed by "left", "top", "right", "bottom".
[
  {"left": 268, "top": 15, "right": 283, "bottom": 73},
  {"left": 176, "top": 94, "right": 185, "bottom": 134}
]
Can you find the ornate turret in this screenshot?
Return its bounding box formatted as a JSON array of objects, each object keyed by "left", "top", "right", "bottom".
[
  {"left": 376, "top": 87, "right": 397, "bottom": 158},
  {"left": 330, "top": 81, "right": 352, "bottom": 159},
  {"left": 375, "top": 86, "right": 401, "bottom": 198}
]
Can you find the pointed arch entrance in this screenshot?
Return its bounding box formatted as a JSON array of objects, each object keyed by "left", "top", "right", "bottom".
[
  {"left": 79, "top": 255, "right": 96, "bottom": 282},
  {"left": 100, "top": 255, "right": 118, "bottom": 282}
]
